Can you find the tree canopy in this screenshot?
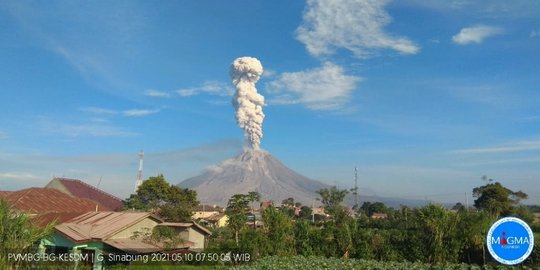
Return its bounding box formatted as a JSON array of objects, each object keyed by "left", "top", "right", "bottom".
[
  {"left": 124, "top": 174, "right": 198, "bottom": 222},
  {"left": 473, "top": 182, "right": 527, "bottom": 217}
]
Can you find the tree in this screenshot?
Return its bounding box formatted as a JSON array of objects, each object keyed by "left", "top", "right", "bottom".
[
  {"left": 361, "top": 201, "right": 388, "bottom": 217},
  {"left": 226, "top": 194, "right": 250, "bottom": 246},
  {"left": 247, "top": 191, "right": 261, "bottom": 213},
  {"left": 124, "top": 174, "right": 198, "bottom": 222},
  {"left": 261, "top": 206, "right": 295, "bottom": 255},
  {"left": 281, "top": 197, "right": 295, "bottom": 207},
  {"left": 473, "top": 182, "right": 527, "bottom": 217},
  {"left": 299, "top": 205, "right": 313, "bottom": 220},
  {"left": 0, "top": 200, "right": 54, "bottom": 268},
  {"left": 316, "top": 186, "right": 349, "bottom": 219}
]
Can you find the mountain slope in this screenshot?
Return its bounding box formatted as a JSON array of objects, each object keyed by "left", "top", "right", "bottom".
[{"left": 180, "top": 150, "right": 330, "bottom": 206}]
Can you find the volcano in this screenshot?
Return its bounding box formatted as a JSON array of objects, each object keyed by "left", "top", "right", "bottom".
[{"left": 180, "top": 149, "right": 330, "bottom": 207}]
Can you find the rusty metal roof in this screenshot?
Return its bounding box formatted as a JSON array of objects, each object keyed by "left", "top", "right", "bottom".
[
  {"left": 55, "top": 211, "right": 158, "bottom": 242},
  {"left": 0, "top": 190, "right": 13, "bottom": 198},
  {"left": 46, "top": 178, "right": 124, "bottom": 211},
  {"left": 32, "top": 212, "right": 86, "bottom": 228},
  {"left": 1, "top": 188, "right": 110, "bottom": 214}
]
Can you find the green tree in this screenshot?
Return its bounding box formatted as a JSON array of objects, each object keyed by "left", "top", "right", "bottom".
[
  {"left": 226, "top": 194, "right": 250, "bottom": 246},
  {"left": 247, "top": 191, "right": 261, "bottom": 213},
  {"left": 473, "top": 182, "right": 527, "bottom": 217},
  {"left": 316, "top": 186, "right": 349, "bottom": 219},
  {"left": 298, "top": 205, "right": 313, "bottom": 220},
  {"left": 414, "top": 204, "right": 461, "bottom": 263},
  {"left": 261, "top": 206, "right": 295, "bottom": 255},
  {"left": 361, "top": 201, "right": 389, "bottom": 217},
  {"left": 124, "top": 174, "right": 198, "bottom": 222},
  {"left": 0, "top": 200, "right": 54, "bottom": 268}
]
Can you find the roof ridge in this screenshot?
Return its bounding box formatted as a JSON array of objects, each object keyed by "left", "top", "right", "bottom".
[{"left": 59, "top": 178, "right": 123, "bottom": 201}]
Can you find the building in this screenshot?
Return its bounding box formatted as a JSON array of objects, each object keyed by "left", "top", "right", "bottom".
[
  {"left": 201, "top": 213, "right": 228, "bottom": 228},
  {"left": 0, "top": 187, "right": 111, "bottom": 227},
  {"left": 192, "top": 204, "right": 224, "bottom": 220},
  {"left": 45, "top": 177, "right": 124, "bottom": 211},
  {"left": 371, "top": 212, "right": 388, "bottom": 219},
  {"left": 46, "top": 211, "right": 211, "bottom": 269}
]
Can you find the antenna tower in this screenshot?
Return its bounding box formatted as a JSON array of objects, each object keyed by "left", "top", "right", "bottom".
[
  {"left": 354, "top": 167, "right": 359, "bottom": 208},
  {"left": 135, "top": 150, "right": 144, "bottom": 192}
]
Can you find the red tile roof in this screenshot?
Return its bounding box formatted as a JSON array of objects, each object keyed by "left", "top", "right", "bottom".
[
  {"left": 2, "top": 188, "right": 110, "bottom": 214},
  {"left": 46, "top": 178, "right": 124, "bottom": 211}
]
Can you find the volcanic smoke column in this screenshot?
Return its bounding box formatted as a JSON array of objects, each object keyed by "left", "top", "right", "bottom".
[{"left": 230, "top": 57, "right": 265, "bottom": 150}]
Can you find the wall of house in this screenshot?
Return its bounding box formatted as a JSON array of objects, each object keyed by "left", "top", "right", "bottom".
[
  {"left": 109, "top": 217, "right": 159, "bottom": 239},
  {"left": 217, "top": 216, "right": 228, "bottom": 227},
  {"left": 187, "top": 228, "right": 206, "bottom": 250}
]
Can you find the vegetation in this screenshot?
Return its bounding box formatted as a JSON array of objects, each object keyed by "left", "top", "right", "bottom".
[
  {"left": 207, "top": 181, "right": 539, "bottom": 268},
  {"left": 473, "top": 181, "right": 528, "bottom": 218},
  {"left": 124, "top": 174, "right": 198, "bottom": 222},
  {"left": 0, "top": 200, "right": 55, "bottom": 269},
  {"left": 232, "top": 256, "right": 530, "bottom": 270}
]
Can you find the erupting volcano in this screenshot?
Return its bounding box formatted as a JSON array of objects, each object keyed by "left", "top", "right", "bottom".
[{"left": 180, "top": 57, "right": 329, "bottom": 206}]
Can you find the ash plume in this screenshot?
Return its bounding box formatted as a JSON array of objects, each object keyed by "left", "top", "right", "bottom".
[{"left": 230, "top": 57, "right": 265, "bottom": 150}]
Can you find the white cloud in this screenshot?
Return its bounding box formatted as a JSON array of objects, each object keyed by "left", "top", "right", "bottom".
[
  {"left": 530, "top": 30, "right": 540, "bottom": 38},
  {"left": 0, "top": 172, "right": 39, "bottom": 180},
  {"left": 122, "top": 109, "right": 160, "bottom": 117},
  {"left": 296, "top": 0, "right": 419, "bottom": 58},
  {"left": 79, "top": 106, "right": 117, "bottom": 115},
  {"left": 267, "top": 62, "right": 361, "bottom": 111},
  {"left": 452, "top": 25, "right": 502, "bottom": 45},
  {"left": 452, "top": 139, "right": 540, "bottom": 154},
  {"left": 177, "top": 81, "right": 233, "bottom": 97},
  {"left": 80, "top": 106, "right": 160, "bottom": 117},
  {"left": 144, "top": 89, "right": 171, "bottom": 98},
  {"left": 37, "top": 117, "right": 137, "bottom": 137}
]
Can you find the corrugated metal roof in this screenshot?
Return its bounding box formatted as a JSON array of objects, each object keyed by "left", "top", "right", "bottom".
[
  {"left": 55, "top": 211, "right": 158, "bottom": 242},
  {"left": 46, "top": 178, "right": 124, "bottom": 211},
  {"left": 159, "top": 222, "right": 212, "bottom": 236},
  {"left": 104, "top": 238, "right": 193, "bottom": 254},
  {"left": 32, "top": 212, "right": 87, "bottom": 228},
  {"left": 206, "top": 213, "right": 226, "bottom": 222},
  {"left": 1, "top": 188, "right": 110, "bottom": 214},
  {"left": 0, "top": 190, "right": 13, "bottom": 198}
]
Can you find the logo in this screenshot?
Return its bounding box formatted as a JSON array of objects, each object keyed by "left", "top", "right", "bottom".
[{"left": 487, "top": 217, "right": 534, "bottom": 265}]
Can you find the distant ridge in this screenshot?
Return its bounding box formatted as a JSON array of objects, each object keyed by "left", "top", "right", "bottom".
[{"left": 180, "top": 150, "right": 330, "bottom": 207}]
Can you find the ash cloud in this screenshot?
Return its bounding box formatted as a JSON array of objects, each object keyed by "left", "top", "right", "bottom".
[{"left": 230, "top": 57, "right": 265, "bottom": 150}]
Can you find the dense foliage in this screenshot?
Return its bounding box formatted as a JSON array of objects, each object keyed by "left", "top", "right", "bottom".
[
  {"left": 124, "top": 174, "right": 198, "bottom": 222},
  {"left": 233, "top": 256, "right": 536, "bottom": 270},
  {"left": 208, "top": 182, "right": 539, "bottom": 268},
  {"left": 0, "top": 200, "right": 55, "bottom": 269}
]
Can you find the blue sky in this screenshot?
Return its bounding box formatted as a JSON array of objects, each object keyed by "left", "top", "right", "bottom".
[{"left": 1, "top": 0, "right": 540, "bottom": 204}]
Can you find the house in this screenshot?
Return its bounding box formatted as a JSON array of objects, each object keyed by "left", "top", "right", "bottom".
[
  {"left": 0, "top": 187, "right": 111, "bottom": 227},
  {"left": 0, "top": 187, "right": 109, "bottom": 214},
  {"left": 260, "top": 201, "right": 273, "bottom": 210},
  {"left": 371, "top": 212, "right": 388, "bottom": 219},
  {"left": 45, "top": 177, "right": 124, "bottom": 211},
  {"left": 203, "top": 213, "right": 229, "bottom": 228},
  {"left": 192, "top": 204, "right": 223, "bottom": 219},
  {"left": 45, "top": 211, "right": 211, "bottom": 269}
]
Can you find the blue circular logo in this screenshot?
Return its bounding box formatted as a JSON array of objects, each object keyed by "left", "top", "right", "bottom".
[{"left": 486, "top": 217, "right": 534, "bottom": 265}]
